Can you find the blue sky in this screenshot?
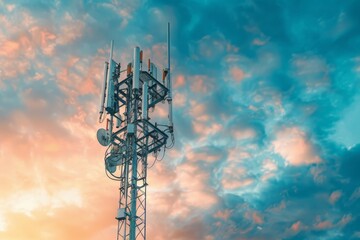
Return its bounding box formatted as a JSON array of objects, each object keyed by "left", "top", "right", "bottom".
[{"left": 0, "top": 0, "right": 360, "bottom": 239}]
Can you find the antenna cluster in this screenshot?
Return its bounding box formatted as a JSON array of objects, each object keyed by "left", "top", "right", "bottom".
[{"left": 96, "top": 23, "right": 174, "bottom": 240}]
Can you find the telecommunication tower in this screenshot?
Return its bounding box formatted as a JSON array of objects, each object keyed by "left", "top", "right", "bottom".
[{"left": 96, "top": 23, "right": 174, "bottom": 240}]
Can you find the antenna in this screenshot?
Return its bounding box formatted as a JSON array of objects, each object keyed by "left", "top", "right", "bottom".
[
  {"left": 105, "top": 40, "right": 115, "bottom": 114},
  {"left": 167, "top": 22, "right": 174, "bottom": 133},
  {"left": 99, "top": 62, "right": 108, "bottom": 122},
  {"left": 142, "top": 81, "right": 148, "bottom": 120},
  {"left": 133, "top": 46, "right": 140, "bottom": 90},
  {"left": 96, "top": 128, "right": 110, "bottom": 146},
  {"left": 96, "top": 24, "right": 175, "bottom": 240}
]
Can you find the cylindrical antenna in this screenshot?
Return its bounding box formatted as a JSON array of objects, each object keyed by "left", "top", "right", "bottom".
[
  {"left": 133, "top": 46, "right": 140, "bottom": 89},
  {"left": 167, "top": 22, "right": 170, "bottom": 79},
  {"left": 99, "top": 61, "right": 109, "bottom": 120},
  {"left": 150, "top": 62, "right": 154, "bottom": 76},
  {"left": 140, "top": 50, "right": 143, "bottom": 70},
  {"left": 167, "top": 22, "right": 174, "bottom": 132},
  {"left": 166, "top": 23, "right": 171, "bottom": 97},
  {"left": 140, "top": 51, "right": 143, "bottom": 63},
  {"left": 105, "top": 40, "right": 115, "bottom": 114},
  {"left": 142, "top": 81, "right": 148, "bottom": 120}
]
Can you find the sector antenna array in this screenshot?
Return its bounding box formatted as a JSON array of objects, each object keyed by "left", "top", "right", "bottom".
[{"left": 96, "top": 23, "right": 174, "bottom": 240}]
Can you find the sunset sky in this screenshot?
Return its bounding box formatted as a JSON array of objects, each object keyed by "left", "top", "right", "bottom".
[{"left": 1, "top": 0, "right": 360, "bottom": 239}]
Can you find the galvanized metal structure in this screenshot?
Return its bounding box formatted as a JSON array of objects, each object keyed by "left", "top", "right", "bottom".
[{"left": 96, "top": 24, "right": 174, "bottom": 240}]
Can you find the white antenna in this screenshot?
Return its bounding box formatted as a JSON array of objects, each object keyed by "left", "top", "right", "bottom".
[
  {"left": 167, "top": 22, "right": 174, "bottom": 132},
  {"left": 150, "top": 63, "right": 155, "bottom": 78},
  {"left": 133, "top": 46, "right": 140, "bottom": 89},
  {"left": 142, "top": 81, "right": 148, "bottom": 119},
  {"left": 105, "top": 153, "right": 124, "bottom": 173},
  {"left": 99, "top": 62, "right": 109, "bottom": 122},
  {"left": 105, "top": 40, "right": 115, "bottom": 114},
  {"left": 97, "top": 128, "right": 110, "bottom": 146}
]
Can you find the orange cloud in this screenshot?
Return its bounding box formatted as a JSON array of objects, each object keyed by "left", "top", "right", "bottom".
[
  {"left": 192, "top": 121, "right": 222, "bottom": 137},
  {"left": 252, "top": 212, "right": 264, "bottom": 224},
  {"left": 0, "top": 105, "right": 119, "bottom": 239},
  {"left": 174, "top": 75, "right": 185, "bottom": 88},
  {"left": 290, "top": 221, "right": 302, "bottom": 232},
  {"left": 196, "top": 33, "right": 238, "bottom": 59},
  {"left": 148, "top": 159, "right": 219, "bottom": 222},
  {"left": 0, "top": 40, "right": 20, "bottom": 57},
  {"left": 213, "top": 210, "right": 231, "bottom": 220},
  {"left": 148, "top": 163, "right": 176, "bottom": 190},
  {"left": 56, "top": 13, "right": 85, "bottom": 45},
  {"left": 314, "top": 220, "right": 332, "bottom": 230},
  {"left": 222, "top": 178, "right": 253, "bottom": 191},
  {"left": 0, "top": 107, "right": 117, "bottom": 239},
  {"left": 6, "top": 4, "right": 16, "bottom": 12},
  {"left": 227, "top": 147, "right": 251, "bottom": 163},
  {"left": 173, "top": 92, "right": 186, "bottom": 107},
  {"left": 190, "top": 75, "right": 211, "bottom": 93},
  {"left": 232, "top": 128, "right": 257, "bottom": 140},
  {"left": 329, "top": 190, "right": 342, "bottom": 205},
  {"left": 189, "top": 101, "right": 209, "bottom": 122},
  {"left": 28, "top": 26, "right": 57, "bottom": 56},
  {"left": 186, "top": 149, "right": 222, "bottom": 163},
  {"left": 262, "top": 159, "right": 278, "bottom": 172},
  {"left": 272, "top": 127, "right": 322, "bottom": 166},
  {"left": 230, "top": 66, "right": 245, "bottom": 82},
  {"left": 56, "top": 55, "right": 104, "bottom": 105},
  {"left": 0, "top": 57, "right": 30, "bottom": 79},
  {"left": 337, "top": 214, "right": 352, "bottom": 227}
]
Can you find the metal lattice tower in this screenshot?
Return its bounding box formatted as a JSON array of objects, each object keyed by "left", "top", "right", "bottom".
[{"left": 96, "top": 23, "right": 174, "bottom": 240}]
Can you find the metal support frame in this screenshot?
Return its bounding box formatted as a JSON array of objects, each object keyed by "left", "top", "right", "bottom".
[
  {"left": 97, "top": 23, "right": 173, "bottom": 240},
  {"left": 104, "top": 70, "right": 169, "bottom": 240}
]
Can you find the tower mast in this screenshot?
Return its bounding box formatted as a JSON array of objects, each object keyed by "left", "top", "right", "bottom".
[{"left": 97, "top": 24, "right": 174, "bottom": 240}]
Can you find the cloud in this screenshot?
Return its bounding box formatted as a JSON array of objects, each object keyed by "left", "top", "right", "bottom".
[
  {"left": 213, "top": 209, "right": 231, "bottom": 220},
  {"left": 0, "top": 40, "right": 20, "bottom": 57},
  {"left": 290, "top": 221, "right": 302, "bottom": 232},
  {"left": 190, "top": 75, "right": 212, "bottom": 93},
  {"left": 174, "top": 74, "right": 185, "bottom": 88},
  {"left": 314, "top": 220, "right": 333, "bottom": 230},
  {"left": 272, "top": 127, "right": 322, "bottom": 166},
  {"left": 329, "top": 190, "right": 342, "bottom": 205},
  {"left": 229, "top": 66, "right": 245, "bottom": 82}
]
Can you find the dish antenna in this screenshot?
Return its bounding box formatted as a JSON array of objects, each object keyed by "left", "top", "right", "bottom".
[
  {"left": 105, "top": 153, "right": 124, "bottom": 173},
  {"left": 97, "top": 128, "right": 110, "bottom": 146}
]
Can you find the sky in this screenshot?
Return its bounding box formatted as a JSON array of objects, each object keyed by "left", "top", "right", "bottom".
[{"left": 0, "top": 0, "right": 360, "bottom": 239}]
